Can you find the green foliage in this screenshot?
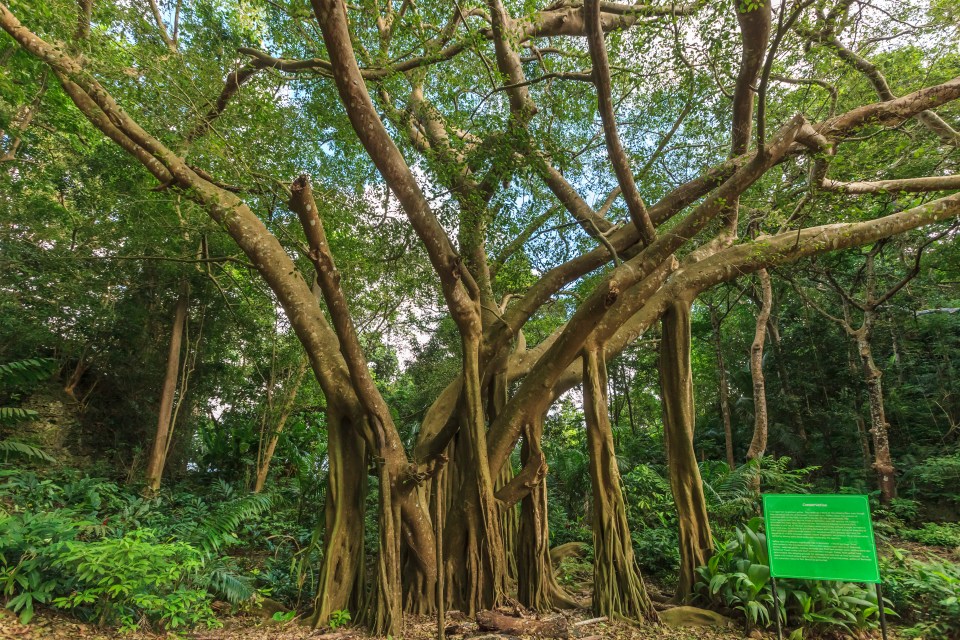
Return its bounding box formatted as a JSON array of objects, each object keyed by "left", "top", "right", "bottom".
[
  {"left": 272, "top": 609, "right": 296, "bottom": 622},
  {"left": 695, "top": 518, "right": 774, "bottom": 629},
  {"left": 695, "top": 519, "right": 891, "bottom": 634},
  {"left": 0, "top": 359, "right": 55, "bottom": 388},
  {"left": 631, "top": 528, "right": 680, "bottom": 582},
  {"left": 556, "top": 555, "right": 592, "bottom": 588},
  {"left": 0, "top": 440, "right": 54, "bottom": 463},
  {"left": 901, "top": 523, "right": 960, "bottom": 550},
  {"left": 0, "top": 510, "right": 82, "bottom": 623},
  {"left": 882, "top": 549, "right": 960, "bottom": 637},
  {"left": 51, "top": 531, "right": 218, "bottom": 632},
  {"left": 329, "top": 608, "right": 351, "bottom": 629},
  {"left": 0, "top": 358, "right": 56, "bottom": 460},
  {"left": 901, "top": 451, "right": 960, "bottom": 508},
  {"left": 0, "top": 469, "right": 289, "bottom": 630},
  {"left": 191, "top": 489, "right": 273, "bottom": 559}
]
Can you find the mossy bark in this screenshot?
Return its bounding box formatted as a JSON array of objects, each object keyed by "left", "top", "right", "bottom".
[
  {"left": 582, "top": 347, "right": 657, "bottom": 622},
  {"left": 659, "top": 300, "right": 713, "bottom": 602},
  {"left": 312, "top": 409, "right": 367, "bottom": 626},
  {"left": 516, "top": 418, "right": 578, "bottom": 611}
]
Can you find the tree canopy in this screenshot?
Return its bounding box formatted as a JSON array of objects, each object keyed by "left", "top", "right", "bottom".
[{"left": 1, "top": 0, "right": 958, "bottom": 637}]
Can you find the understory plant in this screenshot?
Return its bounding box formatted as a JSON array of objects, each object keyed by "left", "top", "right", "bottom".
[
  {"left": 695, "top": 518, "right": 892, "bottom": 637},
  {"left": 881, "top": 548, "right": 960, "bottom": 638},
  {"left": 0, "top": 468, "right": 282, "bottom": 630},
  {"left": 51, "top": 530, "right": 218, "bottom": 631}
]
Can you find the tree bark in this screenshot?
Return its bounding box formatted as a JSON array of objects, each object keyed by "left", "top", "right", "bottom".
[
  {"left": 312, "top": 409, "right": 367, "bottom": 626},
  {"left": 857, "top": 333, "right": 897, "bottom": 504},
  {"left": 709, "top": 305, "right": 735, "bottom": 468},
  {"left": 144, "top": 282, "right": 188, "bottom": 494},
  {"left": 583, "top": 346, "right": 657, "bottom": 622},
  {"left": 746, "top": 268, "right": 773, "bottom": 475},
  {"left": 516, "top": 417, "right": 578, "bottom": 611},
  {"left": 658, "top": 299, "right": 712, "bottom": 602},
  {"left": 253, "top": 357, "right": 308, "bottom": 493}
]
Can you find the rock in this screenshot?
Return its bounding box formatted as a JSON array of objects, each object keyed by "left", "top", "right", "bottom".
[{"left": 658, "top": 605, "right": 736, "bottom": 629}]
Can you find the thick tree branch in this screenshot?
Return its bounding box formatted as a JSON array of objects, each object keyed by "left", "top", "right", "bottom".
[
  {"left": 186, "top": 65, "right": 259, "bottom": 142},
  {"left": 813, "top": 34, "right": 960, "bottom": 145},
  {"left": 312, "top": 0, "right": 480, "bottom": 331},
  {"left": 821, "top": 174, "right": 960, "bottom": 194},
  {"left": 290, "top": 175, "right": 397, "bottom": 448},
  {"left": 585, "top": 0, "right": 655, "bottom": 243}
]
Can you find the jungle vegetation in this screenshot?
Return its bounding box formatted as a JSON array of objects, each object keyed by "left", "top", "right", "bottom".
[{"left": 0, "top": 0, "right": 959, "bottom": 637}]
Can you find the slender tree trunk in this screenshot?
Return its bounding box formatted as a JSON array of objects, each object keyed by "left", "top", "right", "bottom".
[
  {"left": 709, "top": 306, "right": 735, "bottom": 468},
  {"left": 496, "top": 458, "right": 519, "bottom": 581},
  {"left": 659, "top": 299, "right": 712, "bottom": 602},
  {"left": 767, "top": 316, "right": 807, "bottom": 442},
  {"left": 489, "top": 366, "right": 519, "bottom": 581},
  {"left": 362, "top": 463, "right": 404, "bottom": 636},
  {"left": 63, "top": 346, "right": 90, "bottom": 400},
  {"left": 253, "top": 358, "right": 308, "bottom": 493},
  {"left": 746, "top": 269, "right": 773, "bottom": 489},
  {"left": 582, "top": 346, "right": 657, "bottom": 622},
  {"left": 856, "top": 332, "right": 897, "bottom": 504},
  {"left": 144, "top": 283, "right": 189, "bottom": 494}
]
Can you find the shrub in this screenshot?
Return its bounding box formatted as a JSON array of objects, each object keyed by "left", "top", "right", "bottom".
[
  {"left": 695, "top": 519, "right": 892, "bottom": 635},
  {"left": 900, "top": 451, "right": 960, "bottom": 507},
  {"left": 882, "top": 548, "right": 960, "bottom": 638},
  {"left": 0, "top": 510, "right": 82, "bottom": 623},
  {"left": 631, "top": 527, "right": 680, "bottom": 581},
  {"left": 901, "top": 523, "right": 960, "bottom": 550},
  {"left": 51, "top": 530, "right": 219, "bottom": 632},
  {"left": 0, "top": 471, "right": 272, "bottom": 630}
]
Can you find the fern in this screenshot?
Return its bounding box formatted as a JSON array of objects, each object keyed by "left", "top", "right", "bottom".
[
  {"left": 204, "top": 561, "right": 255, "bottom": 604},
  {"left": 0, "top": 440, "right": 54, "bottom": 462},
  {"left": 0, "top": 407, "right": 38, "bottom": 424},
  {"left": 0, "top": 358, "right": 55, "bottom": 387},
  {"left": 191, "top": 492, "right": 273, "bottom": 559}
]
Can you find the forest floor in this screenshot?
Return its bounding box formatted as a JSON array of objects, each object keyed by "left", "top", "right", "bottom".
[{"left": 0, "top": 606, "right": 900, "bottom": 640}]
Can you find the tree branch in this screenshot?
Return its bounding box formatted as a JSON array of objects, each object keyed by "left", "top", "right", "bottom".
[{"left": 585, "top": 0, "right": 655, "bottom": 244}]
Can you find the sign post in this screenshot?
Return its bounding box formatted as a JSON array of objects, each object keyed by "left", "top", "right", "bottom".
[{"left": 762, "top": 494, "right": 887, "bottom": 640}]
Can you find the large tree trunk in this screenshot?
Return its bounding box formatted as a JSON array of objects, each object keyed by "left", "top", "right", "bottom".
[
  {"left": 312, "top": 409, "right": 367, "bottom": 626},
  {"left": 444, "top": 337, "right": 508, "bottom": 615},
  {"left": 659, "top": 299, "right": 712, "bottom": 602},
  {"left": 856, "top": 333, "right": 897, "bottom": 504},
  {"left": 144, "top": 283, "right": 189, "bottom": 494},
  {"left": 516, "top": 417, "right": 577, "bottom": 611},
  {"left": 582, "top": 347, "right": 657, "bottom": 622},
  {"left": 746, "top": 268, "right": 773, "bottom": 488},
  {"left": 709, "top": 306, "right": 735, "bottom": 468}
]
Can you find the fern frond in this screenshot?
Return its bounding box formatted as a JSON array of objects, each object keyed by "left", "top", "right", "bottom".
[
  {"left": 192, "top": 493, "right": 272, "bottom": 559},
  {"left": 205, "top": 565, "right": 255, "bottom": 604},
  {"left": 0, "top": 407, "right": 39, "bottom": 424},
  {"left": 0, "top": 439, "right": 55, "bottom": 462},
  {"left": 0, "top": 358, "right": 55, "bottom": 387}
]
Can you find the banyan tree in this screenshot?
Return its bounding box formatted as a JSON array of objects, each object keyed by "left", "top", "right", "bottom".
[{"left": 1, "top": 0, "right": 958, "bottom": 635}]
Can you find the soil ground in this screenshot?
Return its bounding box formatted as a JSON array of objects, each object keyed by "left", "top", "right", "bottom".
[{"left": 0, "top": 606, "right": 901, "bottom": 640}]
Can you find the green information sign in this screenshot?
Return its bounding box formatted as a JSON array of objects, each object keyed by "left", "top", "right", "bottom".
[{"left": 762, "top": 494, "right": 880, "bottom": 583}]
